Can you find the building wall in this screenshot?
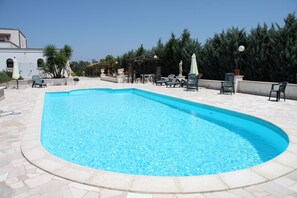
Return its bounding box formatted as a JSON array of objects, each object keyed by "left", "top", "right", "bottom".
[
  {"left": 19, "top": 31, "right": 26, "bottom": 48},
  {"left": 0, "top": 28, "right": 27, "bottom": 48},
  {"left": 0, "top": 29, "right": 47, "bottom": 79},
  {"left": 0, "top": 42, "right": 18, "bottom": 48},
  {"left": 0, "top": 48, "right": 45, "bottom": 79}
]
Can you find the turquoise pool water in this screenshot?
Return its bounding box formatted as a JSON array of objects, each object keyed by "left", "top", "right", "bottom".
[{"left": 41, "top": 88, "right": 288, "bottom": 176}]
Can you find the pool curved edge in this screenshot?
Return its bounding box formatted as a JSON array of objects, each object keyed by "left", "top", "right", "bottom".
[{"left": 21, "top": 89, "right": 297, "bottom": 194}]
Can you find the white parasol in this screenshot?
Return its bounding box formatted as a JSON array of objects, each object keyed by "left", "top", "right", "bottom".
[
  {"left": 189, "top": 53, "right": 199, "bottom": 75},
  {"left": 12, "top": 57, "right": 20, "bottom": 89}
]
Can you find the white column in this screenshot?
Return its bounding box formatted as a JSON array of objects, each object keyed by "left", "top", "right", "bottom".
[{"left": 234, "top": 75, "right": 244, "bottom": 93}]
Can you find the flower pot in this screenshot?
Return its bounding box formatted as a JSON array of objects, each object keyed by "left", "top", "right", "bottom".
[
  {"left": 73, "top": 77, "right": 79, "bottom": 85},
  {"left": 234, "top": 69, "right": 240, "bottom": 75}
]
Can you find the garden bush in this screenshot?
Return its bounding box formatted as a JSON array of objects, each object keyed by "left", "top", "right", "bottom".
[{"left": 0, "top": 70, "right": 12, "bottom": 84}]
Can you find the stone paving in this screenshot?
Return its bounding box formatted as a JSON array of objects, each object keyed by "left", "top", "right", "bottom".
[{"left": 1, "top": 78, "right": 297, "bottom": 198}]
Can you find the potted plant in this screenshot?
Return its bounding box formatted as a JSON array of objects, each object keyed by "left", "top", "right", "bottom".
[{"left": 73, "top": 77, "right": 79, "bottom": 85}]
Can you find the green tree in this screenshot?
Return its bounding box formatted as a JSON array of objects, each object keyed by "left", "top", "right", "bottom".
[
  {"left": 118, "top": 50, "right": 136, "bottom": 74},
  {"left": 178, "top": 29, "right": 202, "bottom": 75},
  {"left": 0, "top": 71, "right": 11, "bottom": 83},
  {"left": 151, "top": 39, "right": 164, "bottom": 58},
  {"left": 277, "top": 13, "right": 297, "bottom": 82},
  {"left": 200, "top": 27, "right": 246, "bottom": 80},
  {"left": 245, "top": 13, "right": 297, "bottom": 82},
  {"left": 70, "top": 60, "right": 90, "bottom": 76},
  {"left": 42, "top": 44, "right": 73, "bottom": 78},
  {"left": 162, "top": 33, "right": 179, "bottom": 75},
  {"left": 135, "top": 44, "right": 146, "bottom": 57},
  {"left": 246, "top": 23, "right": 276, "bottom": 81},
  {"left": 116, "top": 13, "right": 297, "bottom": 83},
  {"left": 103, "top": 54, "right": 117, "bottom": 72}
]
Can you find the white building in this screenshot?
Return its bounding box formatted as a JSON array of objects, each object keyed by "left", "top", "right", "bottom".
[
  {"left": 0, "top": 28, "right": 45, "bottom": 79},
  {"left": 0, "top": 28, "right": 27, "bottom": 48}
]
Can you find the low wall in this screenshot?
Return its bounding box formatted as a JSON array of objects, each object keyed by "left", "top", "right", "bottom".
[
  {"left": 1, "top": 77, "right": 296, "bottom": 100},
  {"left": 0, "top": 80, "right": 31, "bottom": 89},
  {"left": 0, "top": 86, "right": 4, "bottom": 101},
  {"left": 199, "top": 79, "right": 221, "bottom": 90},
  {"left": 0, "top": 78, "right": 75, "bottom": 88},
  {"left": 238, "top": 80, "right": 297, "bottom": 100},
  {"left": 101, "top": 76, "right": 118, "bottom": 83},
  {"left": 198, "top": 79, "right": 297, "bottom": 100},
  {"left": 43, "top": 78, "right": 72, "bottom": 86}
]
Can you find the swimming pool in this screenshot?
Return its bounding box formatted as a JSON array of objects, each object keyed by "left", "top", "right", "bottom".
[{"left": 40, "top": 88, "right": 288, "bottom": 176}]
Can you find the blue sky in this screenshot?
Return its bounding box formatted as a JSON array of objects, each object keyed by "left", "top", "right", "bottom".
[{"left": 1, "top": 0, "right": 296, "bottom": 61}]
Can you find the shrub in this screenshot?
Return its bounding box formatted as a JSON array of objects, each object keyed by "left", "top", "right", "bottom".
[
  {"left": 4, "top": 71, "right": 12, "bottom": 78},
  {"left": 0, "top": 70, "right": 12, "bottom": 84}
]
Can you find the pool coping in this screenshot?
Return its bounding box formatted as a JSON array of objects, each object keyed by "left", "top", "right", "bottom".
[{"left": 21, "top": 88, "right": 297, "bottom": 194}]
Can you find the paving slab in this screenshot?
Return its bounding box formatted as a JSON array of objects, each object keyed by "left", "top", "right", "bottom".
[{"left": 0, "top": 78, "right": 297, "bottom": 197}]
